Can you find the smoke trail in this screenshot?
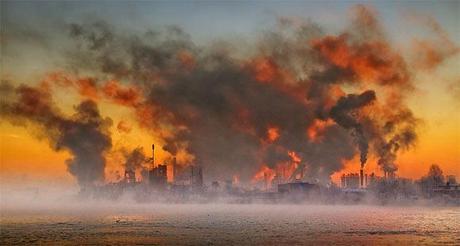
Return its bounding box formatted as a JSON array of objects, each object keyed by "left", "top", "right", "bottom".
[
  {"left": 330, "top": 90, "right": 376, "bottom": 168},
  {"left": 373, "top": 110, "right": 418, "bottom": 173}
]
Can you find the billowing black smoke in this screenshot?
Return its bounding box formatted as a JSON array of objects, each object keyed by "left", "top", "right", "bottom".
[
  {"left": 374, "top": 110, "right": 418, "bottom": 173},
  {"left": 65, "top": 20, "right": 359, "bottom": 182},
  {"left": 330, "top": 90, "right": 376, "bottom": 168},
  {"left": 62, "top": 6, "right": 419, "bottom": 183},
  {"left": 0, "top": 81, "right": 112, "bottom": 188},
  {"left": 1, "top": 5, "right": 420, "bottom": 185},
  {"left": 123, "top": 147, "right": 147, "bottom": 172}
]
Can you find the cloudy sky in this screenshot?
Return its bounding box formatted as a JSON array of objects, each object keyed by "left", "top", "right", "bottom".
[{"left": 1, "top": 1, "right": 459, "bottom": 188}]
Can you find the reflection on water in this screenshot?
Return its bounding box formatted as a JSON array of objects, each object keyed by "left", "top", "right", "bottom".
[{"left": 1, "top": 205, "right": 459, "bottom": 245}]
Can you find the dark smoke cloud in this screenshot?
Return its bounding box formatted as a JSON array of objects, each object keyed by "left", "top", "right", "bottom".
[
  {"left": 1, "top": 5, "right": 422, "bottom": 184},
  {"left": 69, "top": 21, "right": 114, "bottom": 51},
  {"left": 330, "top": 90, "right": 376, "bottom": 167},
  {"left": 123, "top": 147, "right": 147, "bottom": 172},
  {"left": 0, "top": 81, "right": 112, "bottom": 188},
  {"left": 62, "top": 17, "right": 357, "bottom": 182},
  {"left": 372, "top": 110, "right": 418, "bottom": 173},
  {"left": 55, "top": 5, "right": 420, "bottom": 183}
]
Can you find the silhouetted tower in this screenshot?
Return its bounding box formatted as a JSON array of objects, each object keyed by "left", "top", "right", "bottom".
[
  {"left": 264, "top": 172, "right": 269, "bottom": 191},
  {"left": 148, "top": 143, "right": 167, "bottom": 188},
  {"left": 148, "top": 143, "right": 154, "bottom": 184},
  {"left": 172, "top": 157, "right": 177, "bottom": 183},
  {"left": 191, "top": 165, "right": 203, "bottom": 190},
  {"left": 151, "top": 144, "right": 155, "bottom": 168}
]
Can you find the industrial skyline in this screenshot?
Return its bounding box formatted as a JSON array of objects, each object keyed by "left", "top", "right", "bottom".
[
  {"left": 1, "top": 2, "right": 459, "bottom": 245},
  {"left": 1, "top": 1, "right": 459, "bottom": 191}
]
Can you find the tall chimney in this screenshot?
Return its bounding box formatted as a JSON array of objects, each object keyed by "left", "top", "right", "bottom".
[
  {"left": 264, "top": 172, "right": 268, "bottom": 191},
  {"left": 300, "top": 165, "right": 304, "bottom": 181},
  {"left": 190, "top": 166, "right": 194, "bottom": 185},
  {"left": 360, "top": 169, "right": 364, "bottom": 188},
  {"left": 282, "top": 167, "right": 286, "bottom": 183},
  {"left": 172, "top": 156, "right": 177, "bottom": 183},
  {"left": 151, "top": 144, "right": 155, "bottom": 169}
]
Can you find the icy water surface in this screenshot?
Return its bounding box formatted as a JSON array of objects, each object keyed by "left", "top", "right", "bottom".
[{"left": 1, "top": 204, "right": 459, "bottom": 245}]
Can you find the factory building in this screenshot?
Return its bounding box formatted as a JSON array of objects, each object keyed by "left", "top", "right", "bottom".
[
  {"left": 341, "top": 170, "right": 373, "bottom": 189},
  {"left": 341, "top": 173, "right": 360, "bottom": 189},
  {"left": 172, "top": 157, "right": 177, "bottom": 183},
  {"left": 368, "top": 172, "right": 377, "bottom": 186},
  {"left": 149, "top": 165, "right": 167, "bottom": 187},
  {"left": 446, "top": 175, "right": 457, "bottom": 186},
  {"left": 148, "top": 144, "right": 168, "bottom": 188},
  {"left": 190, "top": 165, "right": 203, "bottom": 190},
  {"left": 432, "top": 175, "right": 460, "bottom": 198},
  {"left": 384, "top": 170, "right": 396, "bottom": 179}
]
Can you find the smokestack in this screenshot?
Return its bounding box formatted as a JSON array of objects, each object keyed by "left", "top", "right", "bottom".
[
  {"left": 282, "top": 167, "right": 286, "bottom": 183},
  {"left": 300, "top": 167, "right": 304, "bottom": 181},
  {"left": 172, "top": 156, "right": 177, "bottom": 183},
  {"left": 360, "top": 169, "right": 364, "bottom": 188},
  {"left": 151, "top": 144, "right": 155, "bottom": 169},
  {"left": 190, "top": 165, "right": 194, "bottom": 185},
  {"left": 264, "top": 172, "right": 268, "bottom": 191}
]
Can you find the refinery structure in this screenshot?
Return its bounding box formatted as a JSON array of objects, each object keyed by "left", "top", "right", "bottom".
[{"left": 92, "top": 143, "right": 459, "bottom": 204}]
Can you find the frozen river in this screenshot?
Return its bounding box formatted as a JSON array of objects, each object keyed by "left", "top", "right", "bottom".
[{"left": 1, "top": 204, "right": 459, "bottom": 245}]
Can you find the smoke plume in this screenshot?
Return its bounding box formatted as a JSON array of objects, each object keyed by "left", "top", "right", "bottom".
[
  {"left": 123, "top": 147, "right": 146, "bottom": 171},
  {"left": 373, "top": 110, "right": 418, "bottom": 173},
  {"left": 330, "top": 90, "right": 376, "bottom": 167},
  {"left": 57, "top": 5, "right": 419, "bottom": 183},
  {"left": 1, "top": 5, "right": 423, "bottom": 185},
  {"left": 0, "top": 81, "right": 112, "bottom": 188}
]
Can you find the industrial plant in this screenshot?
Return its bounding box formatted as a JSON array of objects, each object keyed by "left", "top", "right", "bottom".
[{"left": 90, "top": 143, "right": 459, "bottom": 205}]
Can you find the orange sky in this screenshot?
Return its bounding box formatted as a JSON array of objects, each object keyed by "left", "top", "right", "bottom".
[
  {"left": 1, "top": 72, "right": 459, "bottom": 186},
  {"left": 1, "top": 49, "right": 459, "bottom": 188},
  {"left": 1, "top": 3, "right": 459, "bottom": 188}
]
